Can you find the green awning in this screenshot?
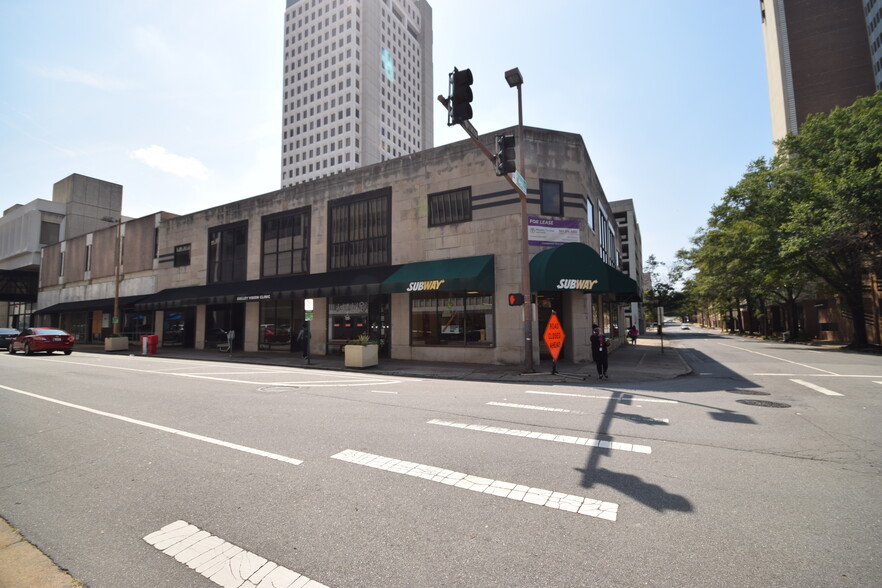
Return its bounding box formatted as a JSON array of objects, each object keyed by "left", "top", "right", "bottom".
[
  {"left": 380, "top": 255, "right": 495, "bottom": 293},
  {"left": 530, "top": 242, "right": 641, "bottom": 300}
]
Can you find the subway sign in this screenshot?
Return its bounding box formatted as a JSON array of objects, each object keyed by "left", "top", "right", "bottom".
[
  {"left": 556, "top": 279, "right": 599, "bottom": 290},
  {"left": 406, "top": 279, "right": 446, "bottom": 291}
]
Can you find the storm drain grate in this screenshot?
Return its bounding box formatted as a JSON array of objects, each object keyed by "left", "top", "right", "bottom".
[
  {"left": 727, "top": 389, "right": 771, "bottom": 396},
  {"left": 736, "top": 399, "right": 791, "bottom": 408}
]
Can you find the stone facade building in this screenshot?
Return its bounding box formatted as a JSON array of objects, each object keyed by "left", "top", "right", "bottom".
[{"left": 35, "top": 127, "right": 640, "bottom": 366}]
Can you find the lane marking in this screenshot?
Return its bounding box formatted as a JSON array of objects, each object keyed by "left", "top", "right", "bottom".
[
  {"left": 754, "top": 373, "right": 882, "bottom": 378},
  {"left": 428, "top": 419, "right": 651, "bottom": 454},
  {"left": 487, "top": 401, "right": 582, "bottom": 414},
  {"left": 369, "top": 390, "right": 398, "bottom": 394},
  {"left": 330, "top": 449, "right": 618, "bottom": 521},
  {"left": 790, "top": 379, "right": 844, "bottom": 397},
  {"left": 525, "top": 390, "right": 678, "bottom": 404},
  {"left": 718, "top": 343, "right": 838, "bottom": 375},
  {"left": 2, "top": 355, "right": 402, "bottom": 387},
  {"left": 144, "top": 520, "right": 328, "bottom": 587},
  {"left": 0, "top": 384, "right": 304, "bottom": 465}
]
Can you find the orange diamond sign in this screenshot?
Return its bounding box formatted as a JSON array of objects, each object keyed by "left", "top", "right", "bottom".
[{"left": 542, "top": 311, "right": 565, "bottom": 362}]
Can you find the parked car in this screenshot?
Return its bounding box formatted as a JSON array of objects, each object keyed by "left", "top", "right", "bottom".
[
  {"left": 0, "top": 328, "right": 19, "bottom": 350},
  {"left": 8, "top": 327, "right": 75, "bottom": 355}
]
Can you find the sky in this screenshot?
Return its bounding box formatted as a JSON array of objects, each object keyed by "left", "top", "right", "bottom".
[{"left": 0, "top": 1, "right": 773, "bottom": 270}]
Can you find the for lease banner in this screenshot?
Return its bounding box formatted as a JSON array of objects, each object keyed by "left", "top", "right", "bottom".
[{"left": 527, "top": 216, "right": 580, "bottom": 246}]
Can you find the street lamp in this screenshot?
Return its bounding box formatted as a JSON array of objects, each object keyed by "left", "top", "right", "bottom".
[
  {"left": 505, "top": 67, "right": 534, "bottom": 373},
  {"left": 102, "top": 216, "right": 122, "bottom": 336}
]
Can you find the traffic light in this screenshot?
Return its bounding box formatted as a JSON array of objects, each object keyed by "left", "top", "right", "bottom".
[
  {"left": 495, "top": 134, "right": 516, "bottom": 176},
  {"left": 448, "top": 67, "right": 473, "bottom": 126},
  {"left": 508, "top": 293, "right": 525, "bottom": 306}
]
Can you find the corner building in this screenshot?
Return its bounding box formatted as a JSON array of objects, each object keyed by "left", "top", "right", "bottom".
[
  {"left": 37, "top": 128, "right": 640, "bottom": 366},
  {"left": 281, "top": 0, "right": 433, "bottom": 186}
]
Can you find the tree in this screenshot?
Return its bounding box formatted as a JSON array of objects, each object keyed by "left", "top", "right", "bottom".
[{"left": 775, "top": 91, "right": 882, "bottom": 347}]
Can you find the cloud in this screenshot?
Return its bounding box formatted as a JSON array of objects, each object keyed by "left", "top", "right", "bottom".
[
  {"left": 130, "top": 145, "right": 209, "bottom": 180},
  {"left": 33, "top": 66, "right": 134, "bottom": 92}
]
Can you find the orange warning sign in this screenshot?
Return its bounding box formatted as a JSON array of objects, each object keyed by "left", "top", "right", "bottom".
[{"left": 542, "top": 311, "right": 565, "bottom": 362}]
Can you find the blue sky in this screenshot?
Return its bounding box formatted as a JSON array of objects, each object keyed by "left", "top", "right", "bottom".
[{"left": 0, "top": 1, "right": 773, "bottom": 269}]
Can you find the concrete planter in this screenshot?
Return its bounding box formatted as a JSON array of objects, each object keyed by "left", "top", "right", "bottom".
[
  {"left": 344, "top": 344, "right": 378, "bottom": 368},
  {"left": 104, "top": 337, "right": 129, "bottom": 352}
]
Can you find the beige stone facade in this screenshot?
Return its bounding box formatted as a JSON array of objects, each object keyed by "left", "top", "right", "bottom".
[{"left": 35, "top": 127, "right": 641, "bottom": 366}]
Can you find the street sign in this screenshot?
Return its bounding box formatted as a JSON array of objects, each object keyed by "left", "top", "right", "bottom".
[
  {"left": 512, "top": 170, "right": 527, "bottom": 196},
  {"left": 542, "top": 311, "right": 565, "bottom": 363}
]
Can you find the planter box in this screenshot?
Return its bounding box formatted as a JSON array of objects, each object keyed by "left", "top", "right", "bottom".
[
  {"left": 344, "top": 344, "right": 378, "bottom": 368},
  {"left": 104, "top": 337, "right": 129, "bottom": 352}
]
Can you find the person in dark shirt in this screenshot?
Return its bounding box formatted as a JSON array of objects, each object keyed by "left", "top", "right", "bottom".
[{"left": 590, "top": 327, "right": 609, "bottom": 379}]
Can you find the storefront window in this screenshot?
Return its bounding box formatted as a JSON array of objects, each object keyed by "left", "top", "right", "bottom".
[
  {"left": 259, "top": 299, "right": 302, "bottom": 351},
  {"left": 411, "top": 291, "right": 494, "bottom": 346},
  {"left": 328, "top": 298, "right": 370, "bottom": 344}
]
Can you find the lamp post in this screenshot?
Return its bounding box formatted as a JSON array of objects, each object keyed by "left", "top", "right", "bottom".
[
  {"left": 505, "top": 67, "right": 534, "bottom": 373},
  {"left": 103, "top": 216, "right": 122, "bottom": 336}
]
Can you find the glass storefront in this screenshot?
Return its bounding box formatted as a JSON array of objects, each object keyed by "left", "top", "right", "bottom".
[
  {"left": 410, "top": 291, "right": 494, "bottom": 346},
  {"left": 259, "top": 299, "right": 306, "bottom": 353},
  {"left": 328, "top": 295, "right": 390, "bottom": 356}
]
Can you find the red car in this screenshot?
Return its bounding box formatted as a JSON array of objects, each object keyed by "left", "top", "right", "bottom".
[{"left": 8, "top": 327, "right": 75, "bottom": 355}]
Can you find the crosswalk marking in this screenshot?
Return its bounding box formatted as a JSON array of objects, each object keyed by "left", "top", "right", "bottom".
[
  {"left": 790, "top": 379, "right": 844, "bottom": 396},
  {"left": 525, "top": 390, "right": 678, "bottom": 404},
  {"left": 427, "top": 419, "right": 652, "bottom": 454},
  {"left": 487, "top": 401, "right": 582, "bottom": 414},
  {"left": 144, "top": 520, "right": 328, "bottom": 587},
  {"left": 330, "top": 449, "right": 619, "bottom": 521}
]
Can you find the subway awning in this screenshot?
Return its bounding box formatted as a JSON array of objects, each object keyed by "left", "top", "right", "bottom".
[
  {"left": 134, "top": 265, "right": 403, "bottom": 310},
  {"left": 34, "top": 295, "right": 147, "bottom": 315},
  {"left": 380, "top": 255, "right": 495, "bottom": 293},
  {"left": 529, "top": 242, "right": 641, "bottom": 300}
]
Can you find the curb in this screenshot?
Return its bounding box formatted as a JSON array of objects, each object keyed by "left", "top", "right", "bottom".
[{"left": 0, "top": 517, "right": 82, "bottom": 588}]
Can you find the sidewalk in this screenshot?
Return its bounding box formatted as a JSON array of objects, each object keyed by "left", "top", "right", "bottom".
[
  {"left": 75, "top": 331, "right": 691, "bottom": 385},
  {"left": 2, "top": 333, "right": 688, "bottom": 587}
]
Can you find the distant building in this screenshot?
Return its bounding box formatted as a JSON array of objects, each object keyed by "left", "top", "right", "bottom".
[
  {"left": 761, "top": 0, "right": 877, "bottom": 142},
  {"left": 280, "top": 0, "right": 433, "bottom": 187},
  {"left": 610, "top": 199, "right": 645, "bottom": 331},
  {"left": 0, "top": 174, "right": 123, "bottom": 330}
]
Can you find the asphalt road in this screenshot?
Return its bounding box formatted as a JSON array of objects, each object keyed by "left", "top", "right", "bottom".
[{"left": 1, "top": 327, "right": 880, "bottom": 587}]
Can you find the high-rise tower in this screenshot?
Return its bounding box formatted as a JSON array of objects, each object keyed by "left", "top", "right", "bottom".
[
  {"left": 761, "top": 0, "right": 877, "bottom": 143},
  {"left": 281, "top": 0, "right": 433, "bottom": 187}
]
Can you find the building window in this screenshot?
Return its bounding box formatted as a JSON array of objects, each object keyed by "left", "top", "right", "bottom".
[
  {"left": 84, "top": 244, "right": 92, "bottom": 272},
  {"left": 540, "top": 180, "right": 563, "bottom": 216},
  {"left": 262, "top": 208, "right": 309, "bottom": 277},
  {"left": 410, "top": 291, "right": 494, "bottom": 346},
  {"left": 586, "top": 197, "right": 595, "bottom": 231},
  {"left": 428, "top": 187, "right": 471, "bottom": 226},
  {"left": 328, "top": 189, "right": 390, "bottom": 270},
  {"left": 174, "top": 244, "right": 191, "bottom": 267},
  {"left": 208, "top": 222, "right": 248, "bottom": 283},
  {"left": 40, "top": 221, "right": 60, "bottom": 245}
]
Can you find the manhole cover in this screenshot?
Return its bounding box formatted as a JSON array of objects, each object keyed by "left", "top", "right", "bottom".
[
  {"left": 727, "top": 389, "right": 771, "bottom": 396},
  {"left": 258, "top": 386, "right": 299, "bottom": 393},
  {"left": 736, "top": 399, "right": 791, "bottom": 408}
]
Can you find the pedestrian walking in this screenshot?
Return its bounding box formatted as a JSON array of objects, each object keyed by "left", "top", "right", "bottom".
[
  {"left": 628, "top": 325, "right": 638, "bottom": 345},
  {"left": 590, "top": 327, "right": 609, "bottom": 379}
]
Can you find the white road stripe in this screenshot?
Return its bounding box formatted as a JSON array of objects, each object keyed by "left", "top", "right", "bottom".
[
  {"left": 144, "top": 520, "right": 328, "bottom": 587},
  {"left": 0, "top": 384, "right": 304, "bottom": 465},
  {"left": 369, "top": 390, "right": 398, "bottom": 394},
  {"left": 719, "top": 343, "right": 838, "bottom": 375},
  {"left": 428, "top": 419, "right": 652, "bottom": 454},
  {"left": 754, "top": 373, "right": 882, "bottom": 378},
  {"left": 330, "top": 449, "right": 618, "bottom": 521},
  {"left": 790, "top": 379, "right": 844, "bottom": 397},
  {"left": 487, "top": 401, "right": 582, "bottom": 414},
  {"left": 525, "top": 390, "right": 678, "bottom": 404}
]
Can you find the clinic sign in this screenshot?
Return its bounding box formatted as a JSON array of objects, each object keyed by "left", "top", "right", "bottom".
[{"left": 528, "top": 217, "right": 580, "bottom": 246}]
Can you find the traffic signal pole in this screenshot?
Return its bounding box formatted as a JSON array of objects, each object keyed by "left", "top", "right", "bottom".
[{"left": 437, "top": 66, "right": 535, "bottom": 373}]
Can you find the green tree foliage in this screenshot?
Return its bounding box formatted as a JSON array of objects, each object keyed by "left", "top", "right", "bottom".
[
  {"left": 775, "top": 92, "right": 882, "bottom": 346},
  {"left": 687, "top": 91, "right": 881, "bottom": 346}
]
